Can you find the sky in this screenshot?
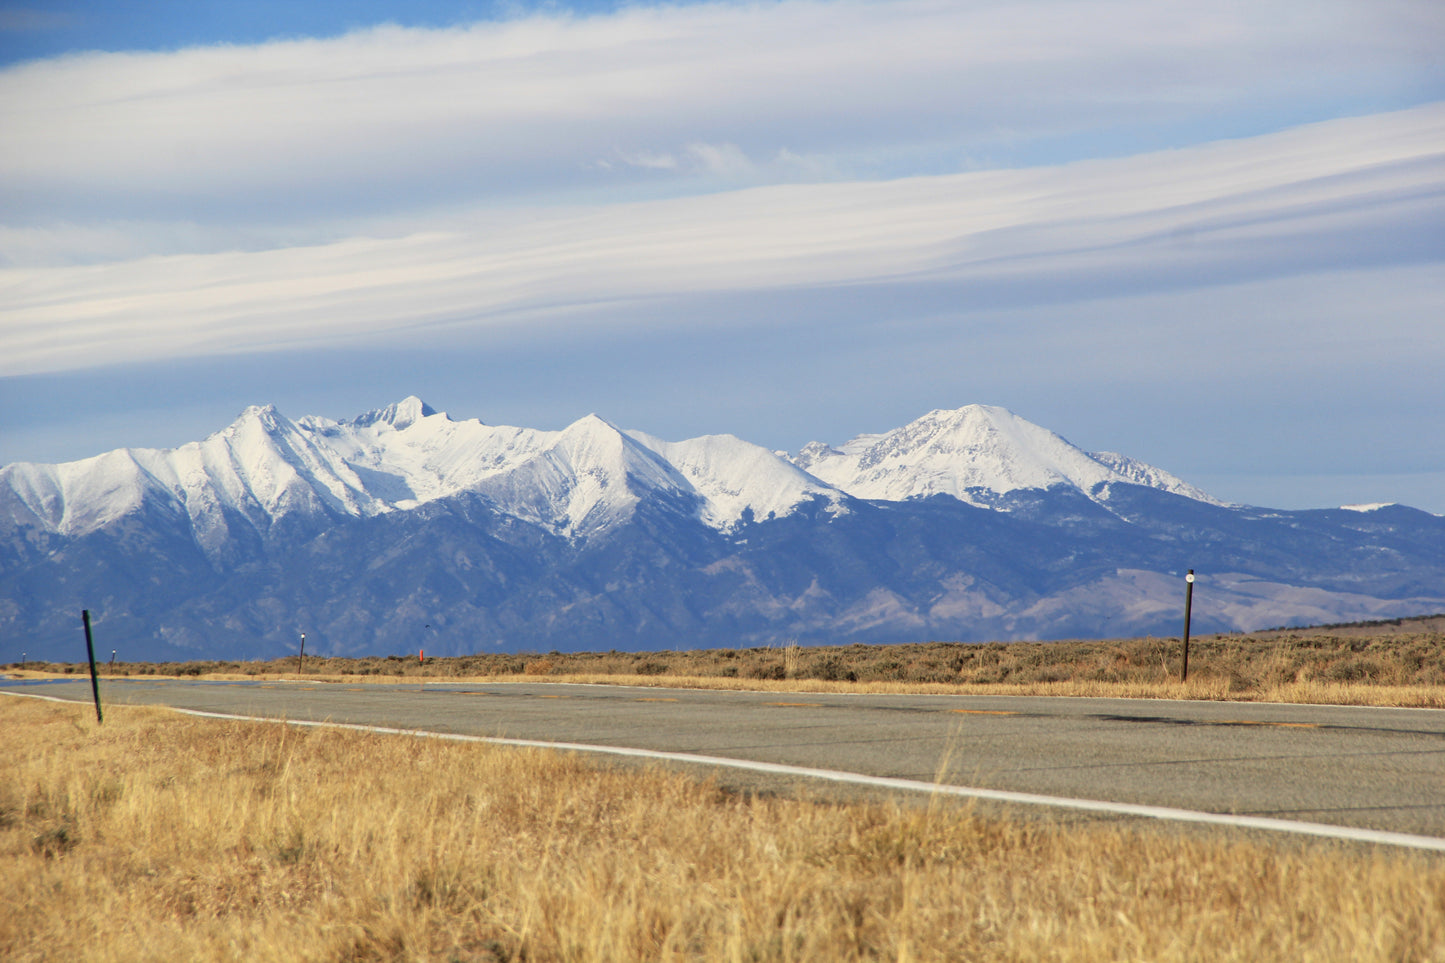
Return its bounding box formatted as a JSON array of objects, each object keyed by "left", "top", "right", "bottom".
[{"left": 1, "top": 0, "right": 1442, "bottom": 513}]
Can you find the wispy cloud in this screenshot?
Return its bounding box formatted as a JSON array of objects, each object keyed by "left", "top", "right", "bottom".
[
  {"left": 1, "top": 0, "right": 1438, "bottom": 256},
  {"left": 605, "top": 149, "right": 680, "bottom": 171},
  {"left": 3, "top": 105, "right": 1440, "bottom": 377},
  {"left": 683, "top": 142, "right": 755, "bottom": 178}
]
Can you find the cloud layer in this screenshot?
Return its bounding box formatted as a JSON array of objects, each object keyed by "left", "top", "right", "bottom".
[
  {"left": 3, "top": 104, "right": 1441, "bottom": 377},
  {"left": 2, "top": 0, "right": 1440, "bottom": 254}
]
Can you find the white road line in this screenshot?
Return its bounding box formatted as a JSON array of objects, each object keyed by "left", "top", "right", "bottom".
[{"left": 7, "top": 689, "right": 1438, "bottom": 853}]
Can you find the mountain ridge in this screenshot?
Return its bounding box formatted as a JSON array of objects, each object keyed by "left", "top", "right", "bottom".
[
  {"left": 0, "top": 398, "right": 1232, "bottom": 546},
  {"left": 3, "top": 399, "right": 1441, "bottom": 661}
]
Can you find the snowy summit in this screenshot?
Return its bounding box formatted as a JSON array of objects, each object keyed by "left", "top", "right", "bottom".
[{"left": 792, "top": 405, "right": 1223, "bottom": 509}]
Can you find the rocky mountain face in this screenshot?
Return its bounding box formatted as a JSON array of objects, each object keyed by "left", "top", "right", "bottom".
[{"left": 3, "top": 399, "right": 1442, "bottom": 661}]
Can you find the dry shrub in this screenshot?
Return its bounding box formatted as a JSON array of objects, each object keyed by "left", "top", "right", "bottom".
[
  {"left": 54, "top": 627, "right": 1445, "bottom": 707},
  {"left": 803, "top": 655, "right": 856, "bottom": 682}
]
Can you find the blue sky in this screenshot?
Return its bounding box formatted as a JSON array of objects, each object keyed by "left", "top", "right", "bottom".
[{"left": 1, "top": 0, "right": 1442, "bottom": 512}]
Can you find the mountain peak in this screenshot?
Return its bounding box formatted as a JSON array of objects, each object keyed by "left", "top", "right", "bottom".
[
  {"left": 239, "top": 402, "right": 281, "bottom": 422},
  {"left": 222, "top": 403, "right": 291, "bottom": 438},
  {"left": 793, "top": 440, "right": 844, "bottom": 472},
  {"left": 793, "top": 404, "right": 1093, "bottom": 504},
  {"left": 792, "top": 404, "right": 1217, "bottom": 509},
  {"left": 348, "top": 397, "right": 438, "bottom": 431},
  {"left": 569, "top": 412, "right": 620, "bottom": 431}
]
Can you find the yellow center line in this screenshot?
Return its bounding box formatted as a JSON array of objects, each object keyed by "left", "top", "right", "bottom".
[
  {"left": 634, "top": 697, "right": 679, "bottom": 703},
  {"left": 767, "top": 702, "right": 823, "bottom": 708},
  {"left": 951, "top": 709, "right": 1018, "bottom": 716}
]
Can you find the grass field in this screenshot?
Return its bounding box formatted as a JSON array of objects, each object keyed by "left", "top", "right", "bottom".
[
  {"left": 3, "top": 696, "right": 1443, "bottom": 962},
  {"left": 19, "top": 620, "right": 1445, "bottom": 708}
]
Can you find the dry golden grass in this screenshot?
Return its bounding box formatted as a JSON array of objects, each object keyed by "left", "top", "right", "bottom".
[
  {"left": 22, "top": 625, "right": 1445, "bottom": 707},
  {"left": 3, "top": 696, "right": 1443, "bottom": 962}
]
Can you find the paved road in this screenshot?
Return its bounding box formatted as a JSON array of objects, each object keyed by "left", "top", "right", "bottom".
[{"left": 6, "top": 678, "right": 1443, "bottom": 840}]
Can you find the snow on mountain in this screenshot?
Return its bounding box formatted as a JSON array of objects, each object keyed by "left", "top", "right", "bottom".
[
  {"left": 1, "top": 399, "right": 1223, "bottom": 552},
  {"left": 0, "top": 398, "right": 822, "bottom": 547},
  {"left": 297, "top": 402, "right": 845, "bottom": 535},
  {"left": 792, "top": 405, "right": 1220, "bottom": 509},
  {"left": 627, "top": 430, "right": 848, "bottom": 530},
  {"left": 0, "top": 403, "right": 378, "bottom": 553},
  {"left": 304, "top": 401, "right": 571, "bottom": 509},
  {"left": 1085, "top": 451, "right": 1229, "bottom": 506},
  {"left": 464, "top": 414, "right": 696, "bottom": 537},
  {"left": 302, "top": 402, "right": 699, "bottom": 536},
  {"left": 344, "top": 396, "right": 436, "bottom": 431}
]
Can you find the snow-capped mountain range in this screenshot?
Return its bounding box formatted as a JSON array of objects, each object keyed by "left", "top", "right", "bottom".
[
  {"left": 1, "top": 397, "right": 1219, "bottom": 552},
  {"left": 3, "top": 399, "right": 1442, "bottom": 661}
]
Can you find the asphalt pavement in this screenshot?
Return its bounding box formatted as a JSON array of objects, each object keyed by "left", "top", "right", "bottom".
[{"left": 5, "top": 677, "right": 1443, "bottom": 841}]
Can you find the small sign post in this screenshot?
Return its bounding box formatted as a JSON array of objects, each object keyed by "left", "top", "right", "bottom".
[
  {"left": 298, "top": 632, "right": 306, "bottom": 676},
  {"left": 81, "top": 609, "right": 103, "bottom": 724},
  {"left": 1180, "top": 570, "right": 1195, "bottom": 683}
]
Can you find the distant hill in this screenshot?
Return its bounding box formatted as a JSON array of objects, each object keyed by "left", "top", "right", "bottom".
[{"left": 1251, "top": 613, "right": 1445, "bottom": 639}]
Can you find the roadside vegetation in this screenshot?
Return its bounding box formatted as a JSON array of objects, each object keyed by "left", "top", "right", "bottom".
[
  {"left": 15, "top": 619, "right": 1445, "bottom": 707},
  {"left": 3, "top": 696, "right": 1441, "bottom": 962}
]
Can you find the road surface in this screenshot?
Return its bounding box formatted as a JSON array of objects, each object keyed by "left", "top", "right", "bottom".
[{"left": 5, "top": 677, "right": 1442, "bottom": 844}]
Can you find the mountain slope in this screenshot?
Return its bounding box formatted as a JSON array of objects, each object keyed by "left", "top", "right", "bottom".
[{"left": 626, "top": 429, "right": 849, "bottom": 530}]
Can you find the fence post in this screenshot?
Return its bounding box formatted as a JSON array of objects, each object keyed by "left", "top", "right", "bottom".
[
  {"left": 1179, "top": 571, "right": 1195, "bottom": 683},
  {"left": 81, "top": 610, "right": 103, "bottom": 724}
]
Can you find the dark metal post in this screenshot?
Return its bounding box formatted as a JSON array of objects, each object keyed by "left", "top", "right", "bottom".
[
  {"left": 1180, "top": 570, "right": 1195, "bottom": 683},
  {"left": 298, "top": 632, "right": 306, "bottom": 675},
  {"left": 81, "top": 609, "right": 103, "bottom": 724}
]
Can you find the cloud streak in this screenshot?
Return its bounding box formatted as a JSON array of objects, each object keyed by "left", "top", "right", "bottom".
[
  {"left": 2, "top": 104, "right": 1440, "bottom": 377},
  {"left": 2, "top": 0, "right": 1439, "bottom": 248}
]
